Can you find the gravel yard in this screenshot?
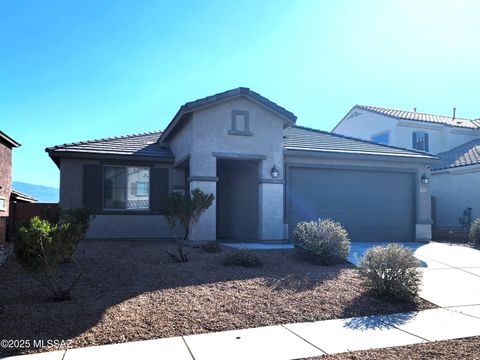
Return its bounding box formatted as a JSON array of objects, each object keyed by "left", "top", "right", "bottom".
[
  {"left": 0, "top": 240, "right": 434, "bottom": 357},
  {"left": 311, "top": 336, "right": 480, "bottom": 360}
]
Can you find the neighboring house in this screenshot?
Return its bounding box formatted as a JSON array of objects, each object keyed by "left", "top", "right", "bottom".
[
  {"left": 46, "top": 88, "right": 437, "bottom": 242},
  {"left": 0, "top": 131, "right": 20, "bottom": 244},
  {"left": 333, "top": 105, "right": 480, "bottom": 228}
]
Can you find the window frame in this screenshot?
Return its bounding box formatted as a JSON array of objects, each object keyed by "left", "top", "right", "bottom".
[
  {"left": 371, "top": 131, "right": 390, "bottom": 145},
  {"left": 412, "top": 131, "right": 429, "bottom": 152},
  {"left": 228, "top": 110, "right": 252, "bottom": 136},
  {"left": 0, "top": 196, "right": 5, "bottom": 212},
  {"left": 103, "top": 165, "right": 151, "bottom": 211}
]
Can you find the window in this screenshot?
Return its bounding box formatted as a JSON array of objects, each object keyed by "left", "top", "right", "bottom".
[
  {"left": 412, "top": 132, "right": 429, "bottom": 151},
  {"left": 229, "top": 110, "right": 252, "bottom": 135},
  {"left": 104, "top": 166, "right": 150, "bottom": 210},
  {"left": 371, "top": 131, "right": 389, "bottom": 144},
  {"left": 0, "top": 197, "right": 5, "bottom": 211}
]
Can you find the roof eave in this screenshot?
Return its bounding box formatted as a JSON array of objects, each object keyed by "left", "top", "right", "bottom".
[
  {"left": 283, "top": 147, "right": 439, "bottom": 163},
  {"left": 47, "top": 150, "right": 174, "bottom": 164},
  {"left": 0, "top": 131, "right": 21, "bottom": 148}
]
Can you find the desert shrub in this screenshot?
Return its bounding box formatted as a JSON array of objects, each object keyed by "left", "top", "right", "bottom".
[
  {"left": 359, "top": 244, "right": 421, "bottom": 301},
  {"left": 469, "top": 218, "right": 480, "bottom": 247},
  {"left": 163, "top": 189, "right": 215, "bottom": 241},
  {"left": 293, "top": 218, "right": 350, "bottom": 265},
  {"left": 59, "top": 208, "right": 95, "bottom": 261},
  {"left": 14, "top": 216, "right": 85, "bottom": 301},
  {"left": 223, "top": 250, "right": 262, "bottom": 267},
  {"left": 201, "top": 241, "right": 223, "bottom": 253}
]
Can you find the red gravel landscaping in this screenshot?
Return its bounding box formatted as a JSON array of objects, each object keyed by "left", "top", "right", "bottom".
[{"left": 0, "top": 240, "right": 434, "bottom": 357}]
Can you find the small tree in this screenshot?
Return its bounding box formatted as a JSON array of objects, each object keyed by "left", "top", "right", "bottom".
[
  {"left": 14, "top": 216, "right": 85, "bottom": 301},
  {"left": 163, "top": 189, "right": 215, "bottom": 241}
]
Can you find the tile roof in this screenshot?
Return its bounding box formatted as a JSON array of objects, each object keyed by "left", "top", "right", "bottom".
[
  {"left": 433, "top": 139, "right": 480, "bottom": 171},
  {"left": 356, "top": 105, "right": 478, "bottom": 129},
  {"left": 181, "top": 87, "right": 297, "bottom": 123},
  {"left": 11, "top": 189, "right": 37, "bottom": 203},
  {"left": 283, "top": 125, "right": 437, "bottom": 160},
  {"left": 160, "top": 87, "right": 297, "bottom": 141},
  {"left": 46, "top": 131, "right": 173, "bottom": 159}
]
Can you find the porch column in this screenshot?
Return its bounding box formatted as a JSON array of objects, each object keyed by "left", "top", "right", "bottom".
[
  {"left": 189, "top": 178, "right": 217, "bottom": 241},
  {"left": 258, "top": 181, "right": 285, "bottom": 241}
]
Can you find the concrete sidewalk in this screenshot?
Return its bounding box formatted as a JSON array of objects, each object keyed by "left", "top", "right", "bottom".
[{"left": 6, "top": 306, "right": 480, "bottom": 360}]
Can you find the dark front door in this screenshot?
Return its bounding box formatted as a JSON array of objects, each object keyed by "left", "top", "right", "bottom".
[{"left": 217, "top": 159, "right": 259, "bottom": 240}]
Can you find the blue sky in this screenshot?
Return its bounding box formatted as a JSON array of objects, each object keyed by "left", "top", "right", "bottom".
[{"left": 2, "top": 0, "right": 480, "bottom": 187}]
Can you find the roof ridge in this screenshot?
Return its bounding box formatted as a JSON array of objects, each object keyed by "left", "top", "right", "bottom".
[
  {"left": 357, "top": 104, "right": 474, "bottom": 122},
  {"left": 437, "top": 138, "right": 480, "bottom": 155},
  {"left": 290, "top": 125, "right": 438, "bottom": 157},
  {"left": 48, "top": 130, "right": 163, "bottom": 150}
]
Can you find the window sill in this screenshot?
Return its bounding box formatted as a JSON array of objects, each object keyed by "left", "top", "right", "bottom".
[{"left": 228, "top": 130, "right": 252, "bottom": 136}]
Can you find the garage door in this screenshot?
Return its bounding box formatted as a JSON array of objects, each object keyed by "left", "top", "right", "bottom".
[{"left": 287, "top": 167, "right": 415, "bottom": 242}]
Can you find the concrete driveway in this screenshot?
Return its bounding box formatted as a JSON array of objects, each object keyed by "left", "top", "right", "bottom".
[
  {"left": 349, "top": 242, "right": 480, "bottom": 308},
  {"left": 415, "top": 242, "right": 480, "bottom": 307}
]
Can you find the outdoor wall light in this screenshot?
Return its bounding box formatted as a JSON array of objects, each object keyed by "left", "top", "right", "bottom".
[
  {"left": 271, "top": 165, "right": 279, "bottom": 178},
  {"left": 421, "top": 174, "right": 429, "bottom": 185}
]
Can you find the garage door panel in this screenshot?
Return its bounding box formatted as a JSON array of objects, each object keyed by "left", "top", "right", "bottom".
[{"left": 287, "top": 167, "right": 415, "bottom": 242}]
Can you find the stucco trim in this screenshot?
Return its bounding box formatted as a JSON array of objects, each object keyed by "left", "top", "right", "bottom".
[
  {"left": 188, "top": 176, "right": 219, "bottom": 182},
  {"left": 212, "top": 152, "right": 267, "bottom": 160},
  {"left": 49, "top": 151, "right": 174, "bottom": 166},
  {"left": 284, "top": 149, "right": 437, "bottom": 163},
  {"left": 258, "top": 179, "right": 285, "bottom": 184},
  {"left": 228, "top": 130, "right": 253, "bottom": 136},
  {"left": 432, "top": 163, "right": 480, "bottom": 175}
]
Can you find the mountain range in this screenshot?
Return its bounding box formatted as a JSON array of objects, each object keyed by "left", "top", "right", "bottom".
[{"left": 12, "top": 181, "right": 59, "bottom": 203}]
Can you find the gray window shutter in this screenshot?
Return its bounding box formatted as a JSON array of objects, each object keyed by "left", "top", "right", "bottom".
[
  {"left": 83, "top": 165, "right": 103, "bottom": 209},
  {"left": 412, "top": 132, "right": 417, "bottom": 149},
  {"left": 150, "top": 168, "right": 169, "bottom": 211},
  {"left": 424, "top": 133, "right": 429, "bottom": 152}
]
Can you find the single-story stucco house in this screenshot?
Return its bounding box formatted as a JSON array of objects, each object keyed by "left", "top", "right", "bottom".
[{"left": 46, "top": 88, "right": 437, "bottom": 242}]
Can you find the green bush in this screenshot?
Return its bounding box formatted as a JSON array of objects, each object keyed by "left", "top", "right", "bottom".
[
  {"left": 59, "top": 208, "right": 95, "bottom": 261},
  {"left": 163, "top": 189, "right": 215, "bottom": 241},
  {"left": 469, "top": 218, "right": 480, "bottom": 247},
  {"left": 293, "top": 218, "right": 350, "bottom": 265},
  {"left": 201, "top": 241, "right": 223, "bottom": 253},
  {"left": 359, "top": 244, "right": 421, "bottom": 301},
  {"left": 14, "top": 216, "right": 85, "bottom": 301},
  {"left": 223, "top": 250, "right": 262, "bottom": 267}
]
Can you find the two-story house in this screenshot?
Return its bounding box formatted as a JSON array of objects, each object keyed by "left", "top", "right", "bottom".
[
  {"left": 333, "top": 105, "right": 480, "bottom": 229},
  {"left": 0, "top": 131, "right": 21, "bottom": 244}
]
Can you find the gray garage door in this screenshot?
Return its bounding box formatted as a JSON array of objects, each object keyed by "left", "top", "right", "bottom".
[{"left": 287, "top": 167, "right": 415, "bottom": 242}]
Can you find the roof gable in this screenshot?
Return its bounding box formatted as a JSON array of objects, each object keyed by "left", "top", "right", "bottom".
[{"left": 160, "top": 87, "right": 297, "bottom": 142}]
